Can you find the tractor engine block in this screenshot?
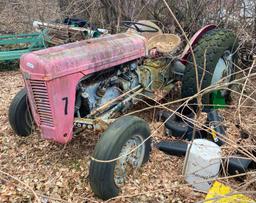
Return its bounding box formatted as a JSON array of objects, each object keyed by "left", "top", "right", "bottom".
[
  {"left": 76, "top": 62, "right": 139, "bottom": 117},
  {"left": 135, "top": 58, "right": 175, "bottom": 98}
]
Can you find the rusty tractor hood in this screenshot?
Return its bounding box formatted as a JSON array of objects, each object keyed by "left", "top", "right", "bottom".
[{"left": 20, "top": 33, "right": 147, "bottom": 81}]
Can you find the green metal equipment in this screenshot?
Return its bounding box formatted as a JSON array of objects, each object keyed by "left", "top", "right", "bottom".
[
  {"left": 0, "top": 30, "right": 47, "bottom": 61},
  {"left": 211, "top": 90, "right": 227, "bottom": 109}
]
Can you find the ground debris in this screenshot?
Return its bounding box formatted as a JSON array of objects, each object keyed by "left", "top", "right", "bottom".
[{"left": 0, "top": 71, "right": 255, "bottom": 202}]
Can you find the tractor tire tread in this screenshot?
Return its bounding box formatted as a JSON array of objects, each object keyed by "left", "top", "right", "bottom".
[
  {"left": 8, "top": 88, "right": 33, "bottom": 136},
  {"left": 89, "top": 115, "right": 151, "bottom": 200},
  {"left": 181, "top": 29, "right": 238, "bottom": 105}
]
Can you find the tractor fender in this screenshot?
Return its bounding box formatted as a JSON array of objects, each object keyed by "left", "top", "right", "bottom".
[{"left": 180, "top": 24, "right": 217, "bottom": 64}]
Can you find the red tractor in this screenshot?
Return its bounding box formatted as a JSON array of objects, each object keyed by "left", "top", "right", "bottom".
[{"left": 8, "top": 21, "right": 238, "bottom": 200}]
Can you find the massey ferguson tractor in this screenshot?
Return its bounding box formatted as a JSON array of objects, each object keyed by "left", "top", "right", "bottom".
[{"left": 8, "top": 20, "right": 238, "bottom": 200}]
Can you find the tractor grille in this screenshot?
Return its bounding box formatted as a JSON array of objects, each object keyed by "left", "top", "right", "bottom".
[{"left": 29, "top": 80, "right": 54, "bottom": 127}]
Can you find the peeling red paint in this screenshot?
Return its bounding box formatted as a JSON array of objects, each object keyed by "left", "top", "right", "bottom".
[{"left": 20, "top": 33, "right": 147, "bottom": 144}]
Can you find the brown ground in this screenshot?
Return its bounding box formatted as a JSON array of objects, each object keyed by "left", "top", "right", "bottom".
[{"left": 0, "top": 71, "right": 255, "bottom": 203}]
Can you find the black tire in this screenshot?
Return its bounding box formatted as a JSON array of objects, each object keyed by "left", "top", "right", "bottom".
[
  {"left": 8, "top": 88, "right": 34, "bottom": 136},
  {"left": 89, "top": 116, "right": 151, "bottom": 200},
  {"left": 181, "top": 29, "right": 238, "bottom": 107}
]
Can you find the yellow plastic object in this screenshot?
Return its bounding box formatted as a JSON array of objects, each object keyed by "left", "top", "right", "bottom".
[
  {"left": 205, "top": 181, "right": 254, "bottom": 203},
  {"left": 147, "top": 34, "right": 181, "bottom": 54}
]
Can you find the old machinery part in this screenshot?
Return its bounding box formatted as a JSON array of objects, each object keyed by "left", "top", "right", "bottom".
[
  {"left": 171, "top": 60, "right": 186, "bottom": 81},
  {"left": 126, "top": 20, "right": 163, "bottom": 41},
  {"left": 227, "top": 156, "right": 254, "bottom": 176},
  {"left": 135, "top": 58, "right": 176, "bottom": 99},
  {"left": 206, "top": 110, "right": 225, "bottom": 146},
  {"left": 89, "top": 116, "right": 151, "bottom": 200},
  {"left": 123, "top": 21, "right": 159, "bottom": 33},
  {"left": 156, "top": 141, "right": 188, "bottom": 156},
  {"left": 89, "top": 85, "right": 142, "bottom": 118},
  {"left": 181, "top": 29, "right": 238, "bottom": 109},
  {"left": 180, "top": 24, "right": 217, "bottom": 62},
  {"left": 147, "top": 34, "right": 181, "bottom": 54},
  {"left": 75, "top": 62, "right": 140, "bottom": 118},
  {"left": 8, "top": 88, "right": 34, "bottom": 136}
]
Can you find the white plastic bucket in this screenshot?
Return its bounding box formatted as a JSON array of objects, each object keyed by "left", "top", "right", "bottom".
[{"left": 183, "top": 139, "right": 221, "bottom": 192}]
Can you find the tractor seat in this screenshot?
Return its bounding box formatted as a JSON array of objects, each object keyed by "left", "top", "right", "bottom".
[
  {"left": 147, "top": 34, "right": 181, "bottom": 54},
  {"left": 125, "top": 20, "right": 181, "bottom": 54}
]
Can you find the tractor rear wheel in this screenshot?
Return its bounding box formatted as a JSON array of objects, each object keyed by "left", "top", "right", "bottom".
[
  {"left": 89, "top": 116, "right": 151, "bottom": 200},
  {"left": 8, "top": 88, "right": 34, "bottom": 136},
  {"left": 181, "top": 29, "right": 238, "bottom": 109}
]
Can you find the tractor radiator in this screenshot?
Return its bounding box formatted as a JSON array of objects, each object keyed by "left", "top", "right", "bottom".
[{"left": 29, "top": 80, "right": 54, "bottom": 127}]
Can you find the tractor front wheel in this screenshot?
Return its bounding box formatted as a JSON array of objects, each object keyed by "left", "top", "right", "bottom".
[
  {"left": 89, "top": 116, "right": 151, "bottom": 200},
  {"left": 8, "top": 88, "right": 34, "bottom": 136}
]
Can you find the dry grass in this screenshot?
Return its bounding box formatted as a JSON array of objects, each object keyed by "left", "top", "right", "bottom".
[{"left": 0, "top": 72, "right": 205, "bottom": 203}]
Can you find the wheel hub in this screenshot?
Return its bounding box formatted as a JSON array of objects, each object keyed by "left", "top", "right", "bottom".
[
  {"left": 211, "top": 50, "right": 233, "bottom": 96},
  {"left": 114, "top": 134, "right": 145, "bottom": 186}
]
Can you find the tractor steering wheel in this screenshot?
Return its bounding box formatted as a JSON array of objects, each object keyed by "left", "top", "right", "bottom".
[{"left": 123, "top": 21, "right": 159, "bottom": 33}]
